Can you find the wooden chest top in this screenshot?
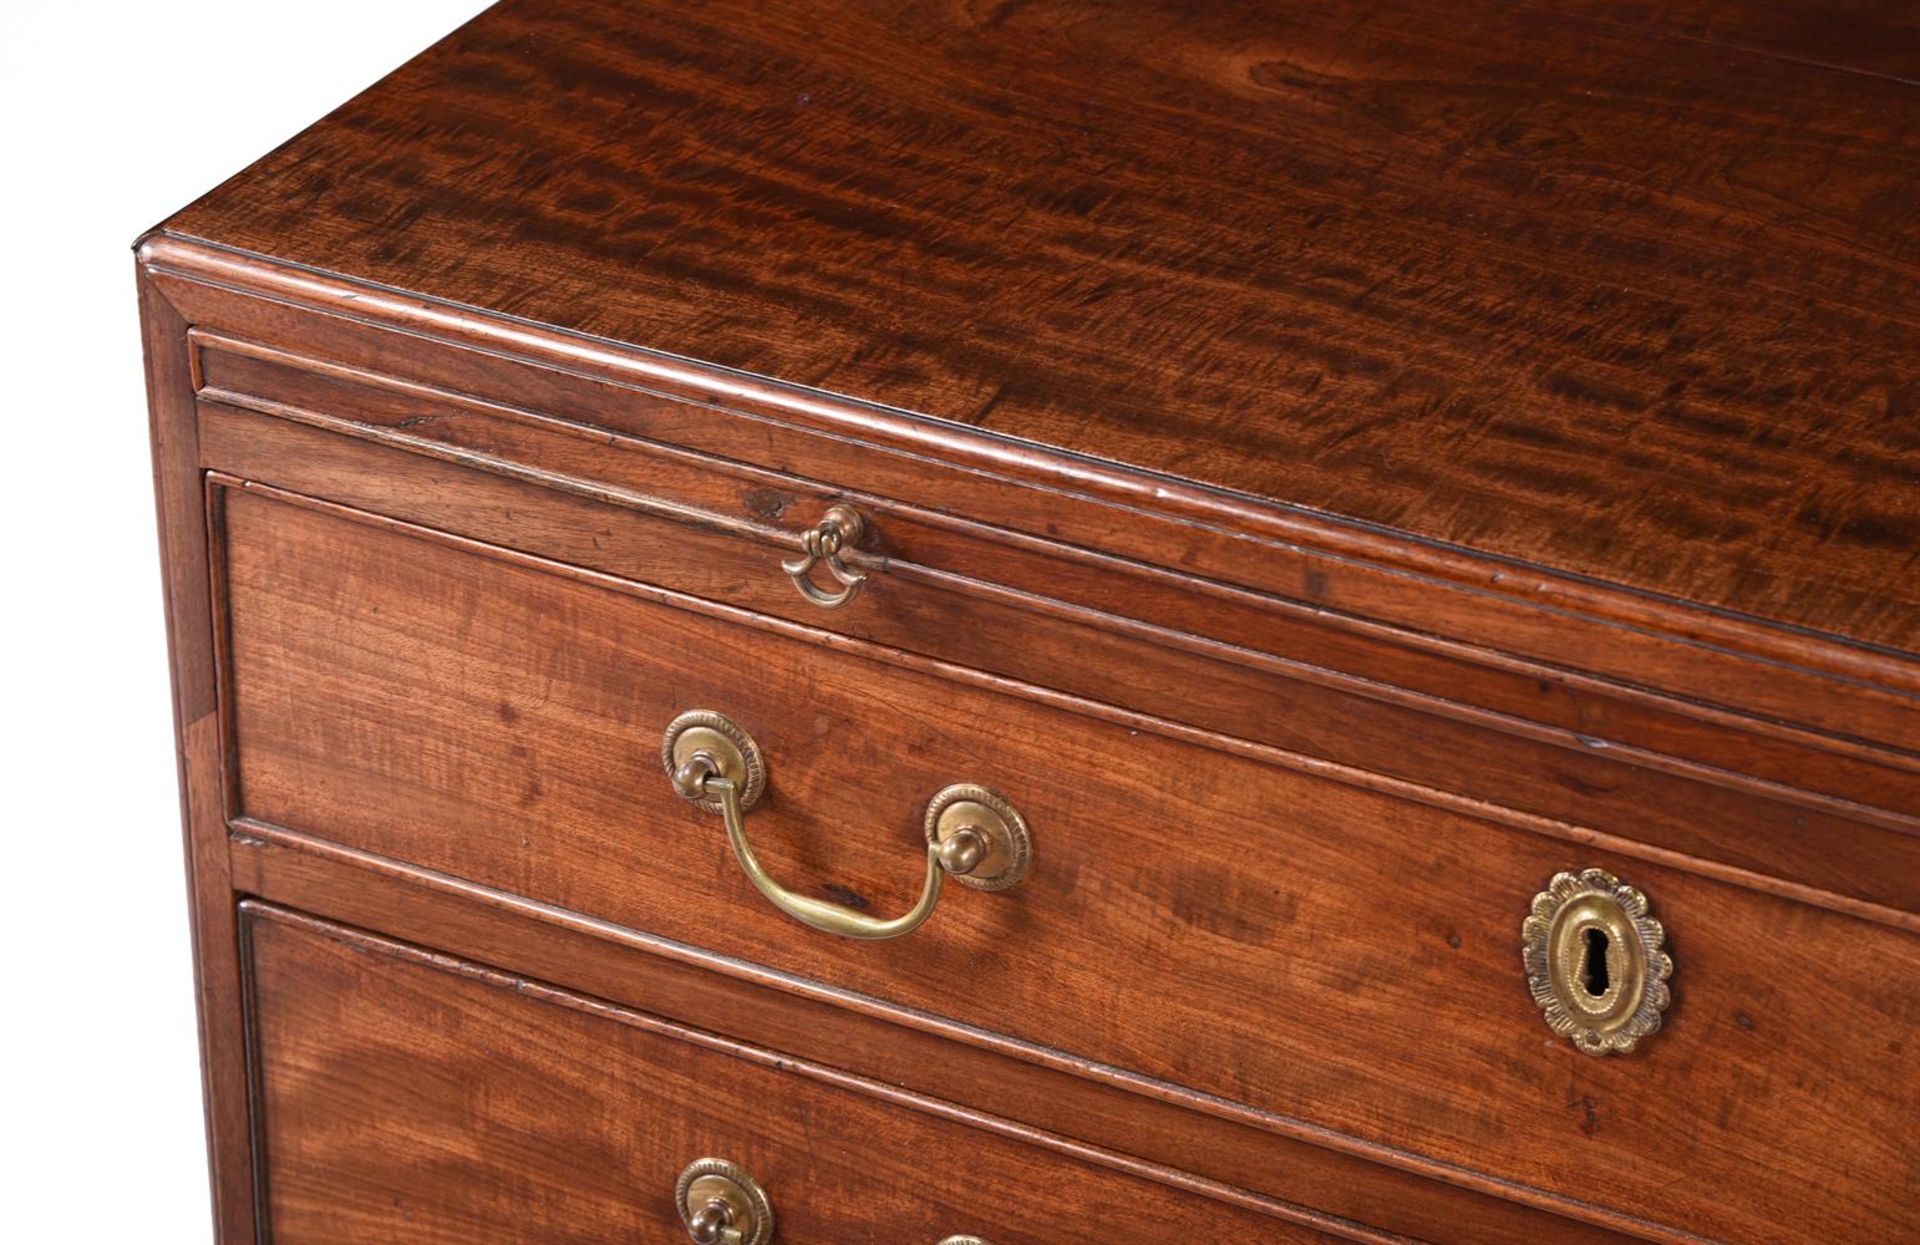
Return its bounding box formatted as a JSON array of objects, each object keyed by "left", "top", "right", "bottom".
[{"left": 159, "top": 0, "right": 1920, "bottom": 656}]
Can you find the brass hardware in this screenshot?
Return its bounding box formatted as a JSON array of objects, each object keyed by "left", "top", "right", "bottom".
[
  {"left": 664, "top": 710, "right": 767, "bottom": 816},
  {"left": 937, "top": 1238, "right": 996, "bottom": 1244},
  {"left": 780, "top": 503, "right": 868, "bottom": 608},
  {"left": 925, "top": 784, "right": 1031, "bottom": 892},
  {"left": 674, "top": 1157, "right": 772, "bottom": 1245},
  {"left": 1523, "top": 868, "right": 1672, "bottom": 1055},
  {"left": 661, "top": 710, "right": 1032, "bottom": 940}
]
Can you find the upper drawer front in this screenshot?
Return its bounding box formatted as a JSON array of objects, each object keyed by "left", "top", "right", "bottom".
[
  {"left": 189, "top": 329, "right": 1920, "bottom": 925},
  {"left": 244, "top": 904, "right": 1328, "bottom": 1245},
  {"left": 219, "top": 482, "right": 1920, "bottom": 1245}
]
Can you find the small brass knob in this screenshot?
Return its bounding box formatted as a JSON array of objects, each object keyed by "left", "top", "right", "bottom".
[
  {"left": 673, "top": 754, "right": 720, "bottom": 800},
  {"left": 686, "top": 1201, "right": 733, "bottom": 1244},
  {"left": 936, "top": 825, "right": 988, "bottom": 876},
  {"left": 674, "top": 1158, "right": 772, "bottom": 1245},
  {"left": 924, "top": 785, "right": 1031, "bottom": 892}
]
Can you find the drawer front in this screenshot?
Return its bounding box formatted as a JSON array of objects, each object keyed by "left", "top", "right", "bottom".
[
  {"left": 190, "top": 345, "right": 1920, "bottom": 924},
  {"left": 220, "top": 483, "right": 1920, "bottom": 1244},
  {"left": 243, "top": 903, "right": 1332, "bottom": 1245}
]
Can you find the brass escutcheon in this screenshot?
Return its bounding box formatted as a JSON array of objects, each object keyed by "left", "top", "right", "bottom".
[
  {"left": 780, "top": 503, "right": 868, "bottom": 609},
  {"left": 661, "top": 710, "right": 1033, "bottom": 940},
  {"left": 1523, "top": 868, "right": 1673, "bottom": 1055},
  {"left": 674, "top": 1157, "right": 773, "bottom": 1245}
]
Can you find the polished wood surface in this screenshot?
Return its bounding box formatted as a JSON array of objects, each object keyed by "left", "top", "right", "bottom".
[
  {"left": 244, "top": 903, "right": 1345, "bottom": 1245},
  {"left": 229, "top": 824, "right": 1641, "bottom": 1245},
  {"left": 138, "top": 268, "right": 260, "bottom": 1245},
  {"left": 139, "top": 4, "right": 1920, "bottom": 1242},
  {"left": 1548, "top": 0, "right": 1920, "bottom": 81},
  {"left": 160, "top": 0, "right": 1920, "bottom": 650},
  {"left": 192, "top": 376, "right": 1920, "bottom": 924},
  {"left": 145, "top": 241, "right": 1920, "bottom": 753},
  {"left": 218, "top": 482, "right": 1920, "bottom": 1245}
]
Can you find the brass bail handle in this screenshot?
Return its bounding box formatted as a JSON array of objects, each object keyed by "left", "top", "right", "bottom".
[
  {"left": 661, "top": 711, "right": 1032, "bottom": 941},
  {"left": 780, "top": 503, "right": 868, "bottom": 609}
]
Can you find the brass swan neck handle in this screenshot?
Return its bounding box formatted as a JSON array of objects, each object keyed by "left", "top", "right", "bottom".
[{"left": 662, "top": 710, "right": 1032, "bottom": 941}]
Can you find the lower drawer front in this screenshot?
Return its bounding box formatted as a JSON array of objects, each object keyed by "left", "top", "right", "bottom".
[{"left": 243, "top": 903, "right": 1333, "bottom": 1245}]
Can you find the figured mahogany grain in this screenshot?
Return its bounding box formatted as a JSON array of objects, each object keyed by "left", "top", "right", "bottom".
[
  {"left": 160, "top": 0, "right": 1920, "bottom": 649},
  {"left": 141, "top": 6, "right": 1920, "bottom": 1243},
  {"left": 147, "top": 249, "right": 1920, "bottom": 749},
  {"left": 192, "top": 333, "right": 1920, "bottom": 805},
  {"left": 229, "top": 828, "right": 1644, "bottom": 1245},
  {"left": 244, "top": 904, "right": 1349, "bottom": 1245},
  {"left": 220, "top": 484, "right": 1920, "bottom": 1245},
  {"left": 190, "top": 392, "right": 1920, "bottom": 925},
  {"left": 1543, "top": 0, "right": 1920, "bottom": 82}
]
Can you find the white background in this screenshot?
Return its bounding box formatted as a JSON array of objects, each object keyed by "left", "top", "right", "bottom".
[{"left": 0, "top": 4, "right": 492, "bottom": 1239}]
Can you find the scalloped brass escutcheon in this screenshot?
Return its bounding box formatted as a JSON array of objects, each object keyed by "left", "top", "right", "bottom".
[{"left": 1523, "top": 868, "right": 1672, "bottom": 1055}]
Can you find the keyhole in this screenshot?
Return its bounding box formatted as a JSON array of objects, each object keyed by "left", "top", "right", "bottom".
[{"left": 1582, "top": 927, "right": 1612, "bottom": 997}]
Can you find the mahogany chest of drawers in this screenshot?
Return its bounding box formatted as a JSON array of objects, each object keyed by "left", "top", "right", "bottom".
[{"left": 141, "top": 2, "right": 1918, "bottom": 1241}]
